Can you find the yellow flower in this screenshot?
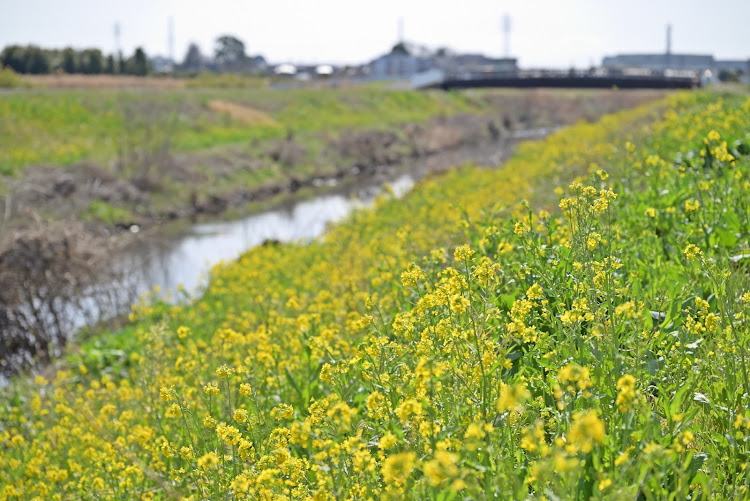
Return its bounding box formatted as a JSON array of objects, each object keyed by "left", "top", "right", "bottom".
[
  {"left": 643, "top": 442, "right": 662, "bottom": 455},
  {"left": 684, "top": 199, "right": 700, "bottom": 212},
  {"left": 704, "top": 312, "right": 720, "bottom": 333},
  {"left": 453, "top": 244, "right": 475, "bottom": 262},
  {"left": 734, "top": 414, "right": 750, "bottom": 430},
  {"left": 326, "top": 401, "right": 355, "bottom": 426},
  {"left": 231, "top": 473, "right": 251, "bottom": 495},
  {"left": 496, "top": 382, "right": 530, "bottom": 413},
  {"left": 684, "top": 244, "right": 703, "bottom": 261},
  {"left": 423, "top": 451, "right": 459, "bottom": 487},
  {"left": 464, "top": 423, "right": 486, "bottom": 440},
  {"left": 164, "top": 403, "right": 182, "bottom": 418},
  {"left": 566, "top": 410, "right": 605, "bottom": 454},
  {"left": 319, "top": 363, "right": 334, "bottom": 383},
  {"left": 378, "top": 432, "right": 398, "bottom": 450},
  {"left": 599, "top": 478, "right": 613, "bottom": 491},
  {"left": 159, "top": 386, "right": 175, "bottom": 402},
  {"left": 233, "top": 408, "right": 248, "bottom": 423},
  {"left": 381, "top": 452, "right": 417, "bottom": 485},
  {"left": 270, "top": 403, "right": 294, "bottom": 421},
  {"left": 520, "top": 421, "right": 548, "bottom": 455},
  {"left": 203, "top": 382, "right": 220, "bottom": 395},
  {"left": 197, "top": 452, "right": 220, "bottom": 469},
  {"left": 514, "top": 221, "right": 530, "bottom": 236},
  {"left": 526, "top": 283, "right": 544, "bottom": 301},
  {"left": 558, "top": 364, "right": 592, "bottom": 391},
  {"left": 215, "top": 364, "right": 235, "bottom": 379},
  {"left": 395, "top": 398, "right": 424, "bottom": 424},
  {"left": 615, "top": 374, "right": 641, "bottom": 413},
  {"left": 238, "top": 438, "right": 254, "bottom": 460},
  {"left": 216, "top": 422, "right": 241, "bottom": 445},
  {"left": 401, "top": 263, "right": 426, "bottom": 287}
]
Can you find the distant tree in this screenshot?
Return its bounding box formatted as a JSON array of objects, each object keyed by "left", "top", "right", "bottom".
[
  {"left": 435, "top": 47, "right": 450, "bottom": 58},
  {"left": 80, "top": 49, "right": 103, "bottom": 74},
  {"left": 117, "top": 52, "right": 125, "bottom": 74},
  {"left": 25, "top": 46, "right": 50, "bottom": 74},
  {"left": 718, "top": 69, "right": 740, "bottom": 83},
  {"left": 390, "top": 42, "right": 410, "bottom": 56},
  {"left": 126, "top": 47, "right": 149, "bottom": 76},
  {"left": 249, "top": 55, "right": 267, "bottom": 70},
  {"left": 214, "top": 35, "right": 246, "bottom": 69},
  {"left": 134, "top": 47, "right": 148, "bottom": 75},
  {"left": 1, "top": 45, "right": 27, "bottom": 73},
  {"left": 105, "top": 54, "right": 115, "bottom": 74},
  {"left": 61, "top": 47, "right": 77, "bottom": 73},
  {"left": 182, "top": 42, "right": 203, "bottom": 70}
]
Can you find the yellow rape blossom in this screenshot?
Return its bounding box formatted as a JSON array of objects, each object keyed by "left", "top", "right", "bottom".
[
  {"left": 381, "top": 452, "right": 417, "bottom": 486},
  {"left": 566, "top": 411, "right": 606, "bottom": 454}
]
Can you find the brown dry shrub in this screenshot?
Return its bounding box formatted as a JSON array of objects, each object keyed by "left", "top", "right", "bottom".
[{"left": 0, "top": 222, "right": 131, "bottom": 374}]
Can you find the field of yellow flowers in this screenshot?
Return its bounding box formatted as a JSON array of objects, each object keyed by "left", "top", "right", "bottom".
[{"left": 2, "top": 90, "right": 750, "bottom": 500}]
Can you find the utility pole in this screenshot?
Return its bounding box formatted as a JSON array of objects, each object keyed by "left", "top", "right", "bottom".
[
  {"left": 114, "top": 22, "right": 121, "bottom": 56},
  {"left": 114, "top": 23, "right": 123, "bottom": 73},
  {"left": 502, "top": 14, "right": 511, "bottom": 58},
  {"left": 168, "top": 16, "right": 174, "bottom": 67}
]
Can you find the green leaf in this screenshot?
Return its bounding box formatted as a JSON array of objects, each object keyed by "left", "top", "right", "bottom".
[
  {"left": 715, "top": 227, "right": 737, "bottom": 248},
  {"left": 284, "top": 366, "right": 307, "bottom": 404},
  {"left": 685, "top": 453, "right": 708, "bottom": 484},
  {"left": 499, "top": 294, "right": 516, "bottom": 310},
  {"left": 689, "top": 471, "right": 711, "bottom": 500},
  {"left": 693, "top": 392, "right": 711, "bottom": 406},
  {"left": 669, "top": 382, "right": 691, "bottom": 418}
]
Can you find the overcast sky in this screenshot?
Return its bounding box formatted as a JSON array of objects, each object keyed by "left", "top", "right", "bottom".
[{"left": 1, "top": 0, "right": 748, "bottom": 68}]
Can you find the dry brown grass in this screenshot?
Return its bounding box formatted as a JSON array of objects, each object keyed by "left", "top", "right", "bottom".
[
  {"left": 21, "top": 74, "right": 187, "bottom": 89},
  {"left": 208, "top": 99, "right": 280, "bottom": 127}
]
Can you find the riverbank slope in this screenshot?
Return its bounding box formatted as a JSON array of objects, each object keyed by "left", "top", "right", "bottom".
[{"left": 4, "top": 90, "right": 750, "bottom": 499}]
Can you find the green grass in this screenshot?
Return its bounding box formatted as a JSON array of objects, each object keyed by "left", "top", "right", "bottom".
[
  {"left": 0, "top": 86, "right": 483, "bottom": 177},
  {"left": 79, "top": 200, "right": 133, "bottom": 225},
  {"left": 0, "top": 67, "right": 27, "bottom": 89}
]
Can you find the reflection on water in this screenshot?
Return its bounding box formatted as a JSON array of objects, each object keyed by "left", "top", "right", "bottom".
[
  {"left": 0, "top": 174, "right": 414, "bottom": 384},
  {"left": 121, "top": 174, "right": 415, "bottom": 301}
]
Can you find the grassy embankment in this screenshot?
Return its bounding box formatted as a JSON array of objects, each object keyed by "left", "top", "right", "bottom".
[
  {"left": 0, "top": 85, "right": 480, "bottom": 176},
  {"left": 0, "top": 85, "right": 665, "bottom": 228},
  {"left": 0, "top": 84, "right": 484, "bottom": 224},
  {"left": 2, "top": 91, "right": 750, "bottom": 499}
]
